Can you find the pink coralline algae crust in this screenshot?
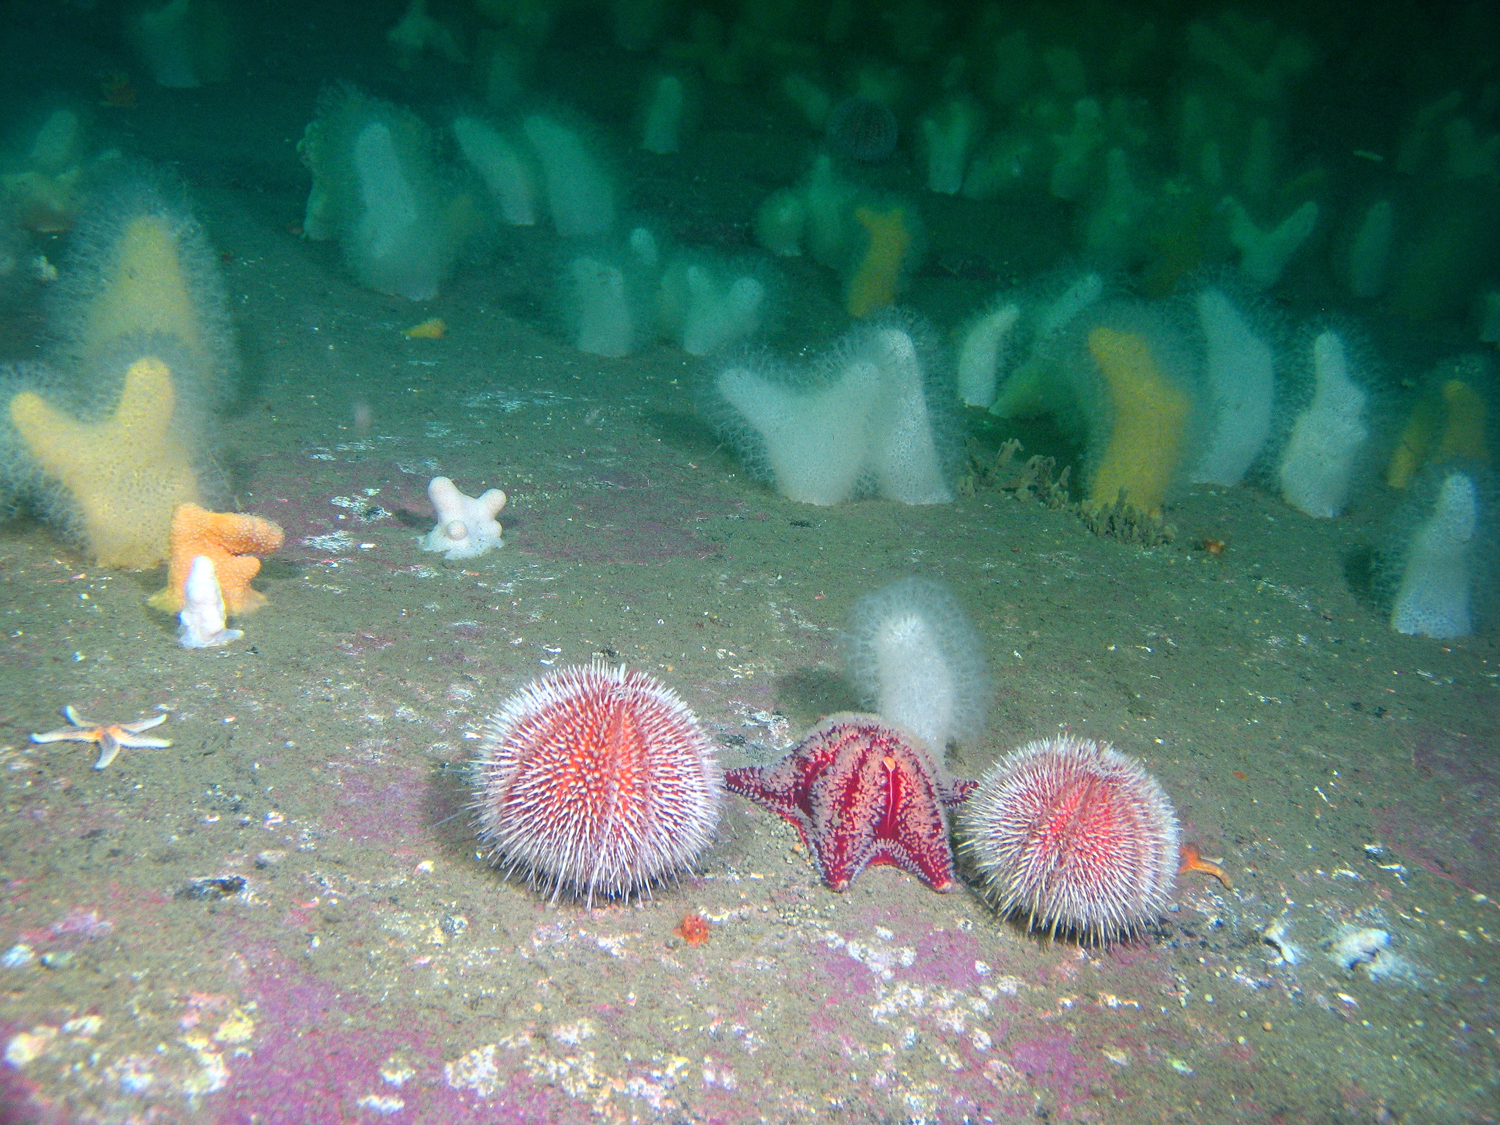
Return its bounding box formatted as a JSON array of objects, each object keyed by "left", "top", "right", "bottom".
[
  {"left": 1376, "top": 716, "right": 1500, "bottom": 900},
  {"left": 28, "top": 907, "right": 114, "bottom": 944},
  {"left": 12, "top": 891, "right": 141, "bottom": 953},
  {"left": 904, "top": 921, "right": 993, "bottom": 988},
  {"left": 1008, "top": 1031, "right": 1112, "bottom": 1117},
  {"left": 1095, "top": 935, "right": 1164, "bottom": 968},
  {"left": 239, "top": 453, "right": 400, "bottom": 545},
  {"left": 0, "top": 1045, "right": 51, "bottom": 1125},
  {"left": 319, "top": 759, "right": 433, "bottom": 845},
  {"left": 521, "top": 477, "right": 726, "bottom": 564},
  {"left": 217, "top": 945, "right": 577, "bottom": 1124},
  {"left": 0, "top": 935, "right": 579, "bottom": 1124}
]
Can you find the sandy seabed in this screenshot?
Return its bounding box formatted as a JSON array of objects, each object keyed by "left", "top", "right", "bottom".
[{"left": 0, "top": 18, "right": 1497, "bottom": 1125}]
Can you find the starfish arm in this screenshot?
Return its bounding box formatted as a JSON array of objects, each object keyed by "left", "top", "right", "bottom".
[
  {"left": 806, "top": 758, "right": 884, "bottom": 890},
  {"left": 731, "top": 716, "right": 965, "bottom": 893},
  {"left": 119, "top": 713, "right": 168, "bottom": 734},
  {"left": 724, "top": 767, "right": 812, "bottom": 828},
  {"left": 94, "top": 731, "right": 122, "bottom": 770},
  {"left": 724, "top": 766, "right": 825, "bottom": 865},
  {"left": 115, "top": 732, "right": 172, "bottom": 749},
  {"left": 866, "top": 839, "right": 957, "bottom": 892},
  {"left": 857, "top": 755, "right": 960, "bottom": 892},
  {"left": 809, "top": 823, "right": 873, "bottom": 891},
  {"left": 30, "top": 728, "right": 94, "bottom": 744},
  {"left": 1178, "top": 843, "right": 1232, "bottom": 888},
  {"left": 944, "top": 778, "right": 979, "bottom": 805},
  {"left": 63, "top": 704, "right": 93, "bottom": 726}
]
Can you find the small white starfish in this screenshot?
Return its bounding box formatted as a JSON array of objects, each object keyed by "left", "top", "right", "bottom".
[{"left": 30, "top": 706, "right": 171, "bottom": 770}]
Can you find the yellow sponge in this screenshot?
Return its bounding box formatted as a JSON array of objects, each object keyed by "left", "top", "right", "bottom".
[
  {"left": 1385, "top": 397, "right": 1439, "bottom": 490},
  {"left": 1085, "top": 326, "right": 1190, "bottom": 516},
  {"left": 9, "top": 356, "right": 201, "bottom": 568},
  {"left": 845, "top": 204, "right": 913, "bottom": 319},
  {"left": 75, "top": 215, "right": 207, "bottom": 372},
  {"left": 1386, "top": 378, "right": 1488, "bottom": 489},
  {"left": 1435, "top": 379, "right": 1487, "bottom": 462}
]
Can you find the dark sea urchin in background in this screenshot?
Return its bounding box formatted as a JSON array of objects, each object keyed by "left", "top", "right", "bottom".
[{"left": 824, "top": 96, "right": 899, "bottom": 162}]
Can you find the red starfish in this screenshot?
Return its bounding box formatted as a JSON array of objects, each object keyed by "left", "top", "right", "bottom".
[{"left": 725, "top": 713, "right": 976, "bottom": 892}]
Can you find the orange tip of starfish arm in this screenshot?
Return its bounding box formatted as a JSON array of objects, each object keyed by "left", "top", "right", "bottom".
[{"left": 1178, "top": 842, "right": 1232, "bottom": 888}]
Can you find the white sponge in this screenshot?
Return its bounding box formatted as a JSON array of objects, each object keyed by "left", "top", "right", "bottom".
[
  {"left": 1392, "top": 472, "right": 1478, "bottom": 638},
  {"left": 843, "top": 577, "right": 989, "bottom": 751},
  {"left": 1278, "top": 330, "right": 1369, "bottom": 518}
]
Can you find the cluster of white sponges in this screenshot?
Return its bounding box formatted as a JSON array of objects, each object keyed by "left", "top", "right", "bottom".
[{"left": 711, "top": 315, "right": 955, "bottom": 507}]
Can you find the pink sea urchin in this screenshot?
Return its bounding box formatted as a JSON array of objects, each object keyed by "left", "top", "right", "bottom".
[
  {"left": 957, "top": 735, "right": 1179, "bottom": 941},
  {"left": 472, "top": 661, "right": 721, "bottom": 903}
]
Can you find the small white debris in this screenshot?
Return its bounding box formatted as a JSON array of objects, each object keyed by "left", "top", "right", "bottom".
[
  {"left": 303, "top": 530, "right": 356, "bottom": 553},
  {"left": 356, "top": 1094, "right": 405, "bottom": 1114},
  {"left": 550, "top": 1020, "right": 595, "bottom": 1046},
  {"left": 1326, "top": 926, "right": 1399, "bottom": 978},
  {"left": 1262, "top": 917, "right": 1301, "bottom": 965},
  {"left": 4, "top": 1026, "right": 57, "bottom": 1067},
  {"left": 380, "top": 1056, "right": 416, "bottom": 1086}
]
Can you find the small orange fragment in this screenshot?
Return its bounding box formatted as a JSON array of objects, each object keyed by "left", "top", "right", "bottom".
[
  {"left": 1178, "top": 842, "right": 1232, "bottom": 889},
  {"left": 673, "top": 912, "right": 710, "bottom": 947},
  {"left": 1232, "top": 770, "right": 1247, "bottom": 780},
  {"left": 403, "top": 318, "right": 446, "bottom": 339}
]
